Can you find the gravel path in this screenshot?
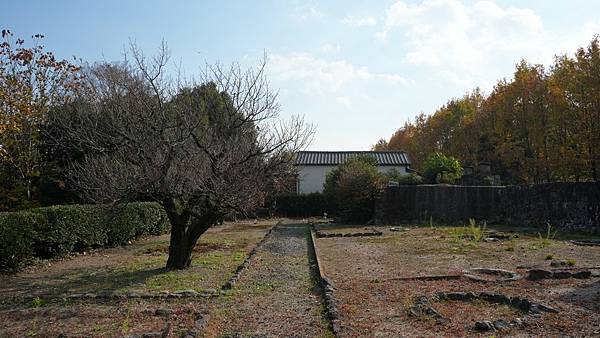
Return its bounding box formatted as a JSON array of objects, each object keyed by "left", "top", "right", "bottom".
[{"left": 205, "top": 220, "right": 332, "bottom": 337}]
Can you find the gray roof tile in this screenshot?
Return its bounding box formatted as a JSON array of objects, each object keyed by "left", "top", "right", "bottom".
[{"left": 295, "top": 151, "right": 410, "bottom": 166}]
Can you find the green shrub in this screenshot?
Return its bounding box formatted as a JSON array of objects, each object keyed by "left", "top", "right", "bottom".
[
  {"left": 324, "top": 155, "right": 385, "bottom": 223},
  {"left": 422, "top": 152, "right": 463, "bottom": 184},
  {"left": 385, "top": 169, "right": 423, "bottom": 185},
  {"left": 0, "top": 211, "right": 45, "bottom": 271},
  {"left": 0, "top": 202, "right": 170, "bottom": 272},
  {"left": 30, "top": 204, "right": 105, "bottom": 257},
  {"left": 275, "top": 193, "right": 328, "bottom": 217}
]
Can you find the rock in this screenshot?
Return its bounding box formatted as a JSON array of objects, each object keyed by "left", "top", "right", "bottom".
[
  {"left": 529, "top": 304, "right": 542, "bottom": 314},
  {"left": 552, "top": 271, "right": 572, "bottom": 279},
  {"left": 154, "top": 308, "right": 173, "bottom": 317},
  {"left": 156, "top": 291, "right": 170, "bottom": 298},
  {"left": 139, "top": 333, "right": 162, "bottom": 338},
  {"left": 445, "top": 292, "right": 474, "bottom": 301},
  {"left": 390, "top": 227, "right": 408, "bottom": 232},
  {"left": 528, "top": 269, "right": 553, "bottom": 280},
  {"left": 434, "top": 292, "right": 447, "bottom": 301},
  {"left": 96, "top": 291, "right": 111, "bottom": 299},
  {"left": 537, "top": 303, "right": 559, "bottom": 313},
  {"left": 126, "top": 291, "right": 139, "bottom": 298},
  {"left": 550, "top": 260, "right": 568, "bottom": 267},
  {"left": 493, "top": 319, "right": 509, "bottom": 330},
  {"left": 201, "top": 288, "right": 218, "bottom": 297},
  {"left": 572, "top": 270, "right": 592, "bottom": 279},
  {"left": 408, "top": 307, "right": 421, "bottom": 316},
  {"left": 479, "top": 292, "right": 510, "bottom": 304},
  {"left": 424, "top": 306, "right": 442, "bottom": 318},
  {"left": 435, "top": 316, "right": 449, "bottom": 325},
  {"left": 511, "top": 297, "right": 532, "bottom": 312},
  {"left": 195, "top": 317, "right": 206, "bottom": 327},
  {"left": 511, "top": 318, "right": 523, "bottom": 327},
  {"left": 475, "top": 320, "right": 495, "bottom": 331},
  {"left": 174, "top": 289, "right": 199, "bottom": 297}
]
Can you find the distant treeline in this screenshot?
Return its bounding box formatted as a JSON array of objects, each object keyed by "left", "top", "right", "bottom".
[{"left": 374, "top": 37, "right": 600, "bottom": 184}]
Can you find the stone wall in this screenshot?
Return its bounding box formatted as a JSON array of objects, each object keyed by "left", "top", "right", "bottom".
[
  {"left": 502, "top": 183, "right": 600, "bottom": 233},
  {"left": 376, "top": 182, "right": 600, "bottom": 234}
]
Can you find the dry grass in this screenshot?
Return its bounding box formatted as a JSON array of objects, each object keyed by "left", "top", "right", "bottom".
[
  {"left": 0, "top": 219, "right": 278, "bottom": 337},
  {"left": 316, "top": 224, "right": 600, "bottom": 337}
]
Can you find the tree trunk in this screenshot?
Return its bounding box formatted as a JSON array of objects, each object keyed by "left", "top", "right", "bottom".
[
  {"left": 162, "top": 199, "right": 217, "bottom": 270},
  {"left": 166, "top": 222, "right": 195, "bottom": 269}
]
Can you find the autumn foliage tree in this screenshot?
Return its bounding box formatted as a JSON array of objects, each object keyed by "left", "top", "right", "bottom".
[
  {"left": 376, "top": 36, "right": 600, "bottom": 184},
  {"left": 0, "top": 30, "right": 83, "bottom": 209}
]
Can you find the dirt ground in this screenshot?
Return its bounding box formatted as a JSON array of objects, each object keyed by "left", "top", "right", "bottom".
[
  {"left": 316, "top": 224, "right": 600, "bottom": 337},
  {"left": 0, "top": 219, "right": 278, "bottom": 337},
  {"left": 3, "top": 219, "right": 599, "bottom": 337}
]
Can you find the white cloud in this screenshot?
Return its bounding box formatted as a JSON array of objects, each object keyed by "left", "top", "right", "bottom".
[
  {"left": 268, "top": 53, "right": 410, "bottom": 95},
  {"left": 378, "top": 0, "right": 543, "bottom": 69},
  {"left": 336, "top": 96, "right": 352, "bottom": 107},
  {"left": 375, "top": 0, "right": 600, "bottom": 88},
  {"left": 342, "top": 15, "right": 377, "bottom": 27},
  {"left": 321, "top": 43, "right": 341, "bottom": 53},
  {"left": 292, "top": 5, "right": 324, "bottom": 21}
]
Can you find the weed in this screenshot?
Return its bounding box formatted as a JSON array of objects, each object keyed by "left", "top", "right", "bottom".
[
  {"left": 505, "top": 238, "right": 516, "bottom": 252},
  {"left": 26, "top": 317, "right": 38, "bottom": 337},
  {"left": 537, "top": 224, "right": 558, "bottom": 249},
  {"left": 468, "top": 218, "right": 487, "bottom": 243},
  {"left": 566, "top": 259, "right": 576, "bottom": 266},
  {"left": 545, "top": 254, "right": 554, "bottom": 260},
  {"left": 121, "top": 302, "right": 132, "bottom": 333},
  {"left": 30, "top": 297, "right": 45, "bottom": 308}
]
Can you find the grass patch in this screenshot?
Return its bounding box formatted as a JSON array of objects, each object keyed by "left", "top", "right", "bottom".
[{"left": 30, "top": 297, "right": 45, "bottom": 308}]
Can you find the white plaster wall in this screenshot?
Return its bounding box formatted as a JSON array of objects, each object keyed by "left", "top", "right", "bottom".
[{"left": 296, "top": 165, "right": 407, "bottom": 194}]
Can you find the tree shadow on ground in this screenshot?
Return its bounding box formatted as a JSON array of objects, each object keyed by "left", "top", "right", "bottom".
[
  {"left": 0, "top": 265, "right": 168, "bottom": 307},
  {"left": 557, "top": 279, "right": 600, "bottom": 312}
]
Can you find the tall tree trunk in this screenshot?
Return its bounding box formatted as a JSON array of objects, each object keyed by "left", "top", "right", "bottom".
[{"left": 162, "top": 198, "right": 217, "bottom": 270}]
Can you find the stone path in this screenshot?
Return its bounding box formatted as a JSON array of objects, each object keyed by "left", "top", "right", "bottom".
[{"left": 204, "top": 221, "right": 332, "bottom": 337}]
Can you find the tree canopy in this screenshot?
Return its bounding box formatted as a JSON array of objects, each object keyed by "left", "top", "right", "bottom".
[
  {"left": 0, "top": 30, "right": 83, "bottom": 209},
  {"left": 375, "top": 37, "right": 600, "bottom": 184},
  {"left": 49, "top": 43, "right": 314, "bottom": 269}
]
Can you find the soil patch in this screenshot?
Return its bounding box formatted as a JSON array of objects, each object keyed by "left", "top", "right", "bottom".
[{"left": 316, "top": 225, "right": 600, "bottom": 337}]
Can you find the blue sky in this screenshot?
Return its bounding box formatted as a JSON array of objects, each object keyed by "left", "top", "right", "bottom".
[{"left": 2, "top": 1, "right": 600, "bottom": 150}]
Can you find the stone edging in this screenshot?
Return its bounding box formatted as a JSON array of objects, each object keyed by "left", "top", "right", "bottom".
[
  {"left": 314, "top": 228, "right": 383, "bottom": 238},
  {"left": 62, "top": 289, "right": 218, "bottom": 301},
  {"left": 463, "top": 268, "right": 521, "bottom": 282},
  {"left": 409, "top": 291, "right": 559, "bottom": 332},
  {"left": 528, "top": 268, "right": 593, "bottom": 280},
  {"left": 221, "top": 220, "right": 280, "bottom": 291},
  {"left": 570, "top": 239, "right": 600, "bottom": 246},
  {"left": 308, "top": 223, "right": 342, "bottom": 337}
]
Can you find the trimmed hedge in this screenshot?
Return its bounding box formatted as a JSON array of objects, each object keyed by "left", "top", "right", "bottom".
[
  {"left": 0, "top": 202, "right": 170, "bottom": 272},
  {"left": 275, "top": 193, "right": 329, "bottom": 217}
]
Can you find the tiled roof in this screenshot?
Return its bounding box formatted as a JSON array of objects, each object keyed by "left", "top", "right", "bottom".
[{"left": 295, "top": 151, "right": 410, "bottom": 166}]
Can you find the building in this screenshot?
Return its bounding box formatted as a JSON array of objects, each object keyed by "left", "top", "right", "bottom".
[{"left": 294, "top": 151, "right": 411, "bottom": 194}]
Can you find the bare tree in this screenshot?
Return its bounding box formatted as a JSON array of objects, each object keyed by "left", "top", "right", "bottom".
[{"left": 48, "top": 43, "right": 313, "bottom": 269}]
